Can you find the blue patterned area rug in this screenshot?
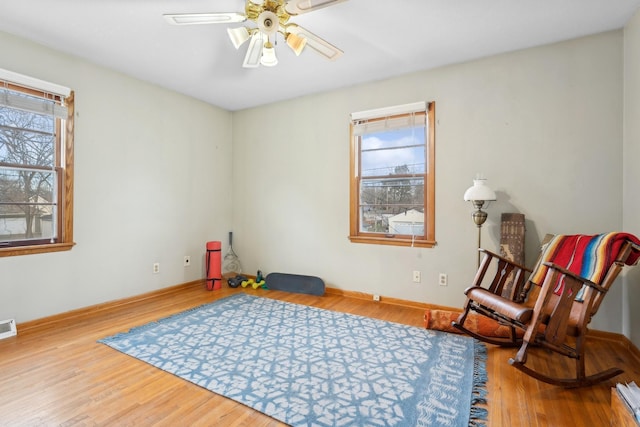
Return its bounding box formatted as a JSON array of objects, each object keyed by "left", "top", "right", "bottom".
[{"left": 99, "top": 294, "right": 487, "bottom": 426}]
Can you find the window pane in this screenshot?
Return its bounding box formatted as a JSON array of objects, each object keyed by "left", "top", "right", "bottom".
[
  {"left": 359, "top": 177, "right": 424, "bottom": 235},
  {"left": 349, "top": 102, "right": 435, "bottom": 247},
  {"left": 0, "top": 74, "right": 73, "bottom": 255},
  {"left": 361, "top": 126, "right": 425, "bottom": 177},
  {"left": 0, "top": 105, "right": 55, "bottom": 168},
  {"left": 0, "top": 167, "right": 56, "bottom": 243}
]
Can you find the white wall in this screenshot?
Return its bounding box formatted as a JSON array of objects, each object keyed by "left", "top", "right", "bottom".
[
  {"left": 1, "top": 27, "right": 634, "bottom": 340},
  {"left": 624, "top": 11, "right": 640, "bottom": 347},
  {"left": 0, "top": 31, "right": 234, "bottom": 323},
  {"left": 232, "top": 31, "right": 626, "bottom": 332}
]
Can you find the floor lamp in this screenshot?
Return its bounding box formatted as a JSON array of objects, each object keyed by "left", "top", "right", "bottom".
[{"left": 463, "top": 177, "right": 497, "bottom": 267}]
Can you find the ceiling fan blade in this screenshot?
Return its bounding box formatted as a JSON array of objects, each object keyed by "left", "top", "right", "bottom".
[
  {"left": 285, "top": 0, "right": 349, "bottom": 15},
  {"left": 243, "top": 32, "right": 265, "bottom": 68},
  {"left": 163, "top": 13, "right": 246, "bottom": 25},
  {"left": 286, "top": 24, "right": 343, "bottom": 61}
]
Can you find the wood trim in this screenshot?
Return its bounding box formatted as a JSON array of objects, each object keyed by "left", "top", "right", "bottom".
[
  {"left": 16, "top": 280, "right": 640, "bottom": 364},
  {"left": 63, "top": 91, "right": 75, "bottom": 244},
  {"left": 327, "top": 286, "right": 640, "bottom": 361},
  {"left": 348, "top": 122, "right": 358, "bottom": 239},
  {"left": 629, "top": 336, "right": 640, "bottom": 365},
  {"left": 325, "top": 287, "right": 461, "bottom": 311},
  {"left": 425, "top": 102, "right": 436, "bottom": 242},
  {"left": 348, "top": 103, "right": 436, "bottom": 248},
  {"left": 19, "top": 283, "right": 451, "bottom": 332},
  {"left": 347, "top": 235, "right": 436, "bottom": 248},
  {"left": 588, "top": 329, "right": 640, "bottom": 365},
  {"left": 0, "top": 81, "right": 65, "bottom": 100},
  {"left": 17, "top": 280, "right": 204, "bottom": 334},
  {"left": 0, "top": 91, "right": 75, "bottom": 258},
  {"left": 587, "top": 328, "right": 628, "bottom": 343},
  {"left": 0, "top": 241, "right": 75, "bottom": 257},
  {"left": 1, "top": 280, "right": 633, "bottom": 426}
]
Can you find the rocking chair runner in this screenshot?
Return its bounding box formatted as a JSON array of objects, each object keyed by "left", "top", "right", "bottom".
[{"left": 452, "top": 232, "right": 640, "bottom": 388}]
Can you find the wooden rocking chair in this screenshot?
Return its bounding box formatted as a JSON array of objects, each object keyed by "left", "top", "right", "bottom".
[{"left": 452, "top": 232, "right": 640, "bottom": 388}]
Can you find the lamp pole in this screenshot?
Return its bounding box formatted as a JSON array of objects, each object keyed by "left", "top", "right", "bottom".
[{"left": 471, "top": 200, "right": 488, "bottom": 267}]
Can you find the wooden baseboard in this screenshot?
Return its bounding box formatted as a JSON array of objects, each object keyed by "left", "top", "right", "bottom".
[
  {"left": 15, "top": 281, "right": 640, "bottom": 363},
  {"left": 17, "top": 280, "right": 204, "bottom": 334},
  {"left": 325, "top": 287, "right": 460, "bottom": 311},
  {"left": 588, "top": 328, "right": 625, "bottom": 343},
  {"left": 630, "top": 339, "right": 640, "bottom": 365},
  {"left": 332, "top": 286, "right": 640, "bottom": 362},
  {"left": 588, "top": 329, "right": 640, "bottom": 365},
  {"left": 17, "top": 284, "right": 452, "bottom": 333}
]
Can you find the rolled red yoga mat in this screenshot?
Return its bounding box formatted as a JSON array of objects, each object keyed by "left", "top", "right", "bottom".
[{"left": 206, "top": 241, "right": 222, "bottom": 291}]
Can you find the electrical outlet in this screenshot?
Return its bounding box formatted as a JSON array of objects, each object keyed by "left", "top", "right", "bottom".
[
  {"left": 373, "top": 294, "right": 381, "bottom": 302},
  {"left": 184, "top": 256, "right": 191, "bottom": 267},
  {"left": 439, "top": 273, "right": 448, "bottom": 286},
  {"left": 153, "top": 263, "right": 160, "bottom": 274},
  {"left": 413, "top": 271, "right": 421, "bottom": 283}
]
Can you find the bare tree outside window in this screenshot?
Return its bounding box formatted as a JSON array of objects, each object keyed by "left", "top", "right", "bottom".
[
  {"left": 0, "top": 73, "right": 74, "bottom": 256},
  {"left": 0, "top": 103, "right": 56, "bottom": 242},
  {"left": 349, "top": 102, "right": 435, "bottom": 248}
]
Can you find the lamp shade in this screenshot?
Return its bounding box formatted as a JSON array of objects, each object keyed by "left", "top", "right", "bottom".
[
  {"left": 260, "top": 41, "right": 278, "bottom": 67},
  {"left": 463, "top": 178, "right": 497, "bottom": 202},
  {"left": 286, "top": 32, "right": 307, "bottom": 56},
  {"left": 227, "top": 27, "right": 251, "bottom": 49}
]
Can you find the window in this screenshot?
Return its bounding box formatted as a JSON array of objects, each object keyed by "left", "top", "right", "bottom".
[
  {"left": 0, "top": 69, "right": 75, "bottom": 256},
  {"left": 349, "top": 101, "right": 435, "bottom": 248}
]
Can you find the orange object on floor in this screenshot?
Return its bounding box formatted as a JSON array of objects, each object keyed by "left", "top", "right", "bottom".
[{"left": 424, "top": 309, "right": 520, "bottom": 338}]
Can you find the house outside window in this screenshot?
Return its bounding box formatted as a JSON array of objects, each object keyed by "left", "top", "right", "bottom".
[
  {"left": 349, "top": 101, "right": 435, "bottom": 248},
  {"left": 0, "top": 69, "right": 75, "bottom": 257}
]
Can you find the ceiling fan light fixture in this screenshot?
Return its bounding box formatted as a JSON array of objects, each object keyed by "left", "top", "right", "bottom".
[
  {"left": 286, "top": 32, "right": 307, "bottom": 56},
  {"left": 227, "top": 27, "right": 251, "bottom": 49},
  {"left": 257, "top": 10, "right": 279, "bottom": 36},
  {"left": 164, "top": 0, "right": 346, "bottom": 68},
  {"left": 260, "top": 41, "right": 278, "bottom": 67}
]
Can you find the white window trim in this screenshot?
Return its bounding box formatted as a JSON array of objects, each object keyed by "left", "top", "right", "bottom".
[
  {"left": 350, "top": 101, "right": 427, "bottom": 122},
  {"left": 0, "top": 68, "right": 70, "bottom": 97}
]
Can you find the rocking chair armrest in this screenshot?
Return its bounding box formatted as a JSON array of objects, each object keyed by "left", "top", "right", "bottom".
[
  {"left": 541, "top": 262, "right": 607, "bottom": 294},
  {"left": 479, "top": 248, "right": 532, "bottom": 273}
]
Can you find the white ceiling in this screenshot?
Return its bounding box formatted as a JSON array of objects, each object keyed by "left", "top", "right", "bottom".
[{"left": 1, "top": 0, "right": 639, "bottom": 111}]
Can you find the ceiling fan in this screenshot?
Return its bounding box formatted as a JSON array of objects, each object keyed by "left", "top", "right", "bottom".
[{"left": 163, "top": 0, "right": 348, "bottom": 68}]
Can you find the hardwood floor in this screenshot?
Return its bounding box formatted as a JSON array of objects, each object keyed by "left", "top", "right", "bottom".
[{"left": 1, "top": 282, "right": 638, "bottom": 426}]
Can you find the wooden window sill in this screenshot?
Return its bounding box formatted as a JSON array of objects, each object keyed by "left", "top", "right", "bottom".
[
  {"left": 349, "top": 235, "right": 436, "bottom": 248},
  {"left": 0, "top": 242, "right": 76, "bottom": 257}
]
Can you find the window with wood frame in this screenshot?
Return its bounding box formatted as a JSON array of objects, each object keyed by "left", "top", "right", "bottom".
[
  {"left": 0, "top": 69, "right": 75, "bottom": 257},
  {"left": 349, "top": 101, "right": 435, "bottom": 248}
]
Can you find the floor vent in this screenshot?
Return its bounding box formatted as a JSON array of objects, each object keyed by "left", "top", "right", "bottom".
[{"left": 0, "top": 319, "right": 17, "bottom": 340}]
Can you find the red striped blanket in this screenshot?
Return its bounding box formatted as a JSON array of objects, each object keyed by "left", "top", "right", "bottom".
[{"left": 529, "top": 232, "right": 640, "bottom": 301}]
